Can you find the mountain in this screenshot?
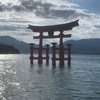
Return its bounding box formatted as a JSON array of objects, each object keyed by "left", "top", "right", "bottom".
[
  {"left": 0, "top": 36, "right": 100, "bottom": 54},
  {"left": 64, "top": 38, "right": 100, "bottom": 54},
  {"left": 0, "top": 36, "right": 29, "bottom": 53}
]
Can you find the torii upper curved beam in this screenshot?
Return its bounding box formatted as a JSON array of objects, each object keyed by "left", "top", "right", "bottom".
[{"left": 28, "top": 19, "right": 79, "bottom": 34}]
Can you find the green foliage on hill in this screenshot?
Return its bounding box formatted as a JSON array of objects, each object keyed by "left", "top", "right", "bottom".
[{"left": 0, "top": 43, "right": 20, "bottom": 54}]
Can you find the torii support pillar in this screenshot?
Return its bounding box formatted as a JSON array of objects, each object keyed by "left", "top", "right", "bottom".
[
  {"left": 29, "top": 43, "right": 35, "bottom": 65},
  {"left": 52, "top": 42, "right": 57, "bottom": 66},
  {"left": 67, "top": 44, "right": 72, "bottom": 65},
  {"left": 45, "top": 44, "right": 50, "bottom": 64}
]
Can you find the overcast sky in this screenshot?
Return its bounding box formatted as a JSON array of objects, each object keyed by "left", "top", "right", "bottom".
[{"left": 0, "top": 0, "right": 100, "bottom": 43}]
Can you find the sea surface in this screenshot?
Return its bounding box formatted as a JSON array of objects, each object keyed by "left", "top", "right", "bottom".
[{"left": 0, "top": 54, "right": 100, "bottom": 100}]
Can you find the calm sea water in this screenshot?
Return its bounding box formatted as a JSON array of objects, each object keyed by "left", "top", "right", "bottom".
[{"left": 0, "top": 54, "right": 100, "bottom": 100}]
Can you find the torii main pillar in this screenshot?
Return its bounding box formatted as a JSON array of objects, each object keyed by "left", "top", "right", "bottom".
[
  {"left": 38, "top": 32, "right": 43, "bottom": 64},
  {"left": 59, "top": 31, "right": 64, "bottom": 65}
]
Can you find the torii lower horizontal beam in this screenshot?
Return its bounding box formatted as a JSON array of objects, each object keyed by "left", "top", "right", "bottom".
[{"left": 34, "top": 34, "right": 71, "bottom": 39}]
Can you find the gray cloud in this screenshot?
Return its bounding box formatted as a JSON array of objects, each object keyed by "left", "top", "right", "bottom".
[
  {"left": 20, "top": 0, "right": 54, "bottom": 11},
  {"left": 0, "top": 25, "right": 25, "bottom": 31},
  {"left": 0, "top": 0, "right": 90, "bottom": 20},
  {"left": 0, "top": 2, "right": 7, "bottom": 11},
  {"left": 0, "top": 0, "right": 54, "bottom": 12},
  {"left": 69, "top": 0, "right": 100, "bottom": 14},
  {"left": 35, "top": 8, "right": 76, "bottom": 19},
  {"left": 94, "top": 25, "right": 100, "bottom": 29}
]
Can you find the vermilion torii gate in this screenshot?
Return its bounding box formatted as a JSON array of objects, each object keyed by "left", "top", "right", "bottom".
[{"left": 28, "top": 19, "right": 79, "bottom": 66}]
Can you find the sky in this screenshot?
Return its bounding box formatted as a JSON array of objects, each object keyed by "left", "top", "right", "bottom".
[{"left": 0, "top": 0, "right": 100, "bottom": 43}]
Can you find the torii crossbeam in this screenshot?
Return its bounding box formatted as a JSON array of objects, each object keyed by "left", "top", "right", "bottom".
[{"left": 28, "top": 19, "right": 79, "bottom": 36}]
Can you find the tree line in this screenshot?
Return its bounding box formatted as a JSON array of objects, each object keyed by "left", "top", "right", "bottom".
[{"left": 0, "top": 43, "right": 20, "bottom": 54}]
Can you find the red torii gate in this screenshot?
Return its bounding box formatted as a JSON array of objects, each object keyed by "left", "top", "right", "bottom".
[{"left": 28, "top": 19, "right": 79, "bottom": 66}]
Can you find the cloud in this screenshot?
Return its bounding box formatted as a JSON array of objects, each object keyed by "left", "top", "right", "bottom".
[
  {"left": 0, "top": 24, "right": 25, "bottom": 31},
  {"left": 0, "top": 0, "right": 54, "bottom": 12},
  {"left": 68, "top": 0, "right": 100, "bottom": 14},
  {"left": 35, "top": 8, "right": 76, "bottom": 19},
  {"left": 0, "top": 2, "right": 7, "bottom": 11},
  {"left": 0, "top": 0, "right": 91, "bottom": 20},
  {"left": 94, "top": 25, "right": 100, "bottom": 29}
]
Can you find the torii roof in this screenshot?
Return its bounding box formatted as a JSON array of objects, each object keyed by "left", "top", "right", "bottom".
[{"left": 28, "top": 19, "right": 79, "bottom": 33}]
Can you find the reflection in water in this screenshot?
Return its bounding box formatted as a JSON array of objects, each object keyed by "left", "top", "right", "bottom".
[
  {"left": 0, "top": 55, "right": 20, "bottom": 100},
  {"left": 0, "top": 54, "right": 100, "bottom": 100}
]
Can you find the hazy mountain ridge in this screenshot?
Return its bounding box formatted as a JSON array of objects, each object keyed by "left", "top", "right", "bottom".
[
  {"left": 0, "top": 36, "right": 29, "bottom": 53},
  {"left": 0, "top": 36, "right": 100, "bottom": 54},
  {"left": 64, "top": 38, "right": 100, "bottom": 54}
]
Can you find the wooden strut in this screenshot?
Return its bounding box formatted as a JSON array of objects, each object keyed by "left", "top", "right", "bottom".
[
  {"left": 51, "top": 42, "right": 57, "bottom": 66},
  {"left": 29, "top": 43, "right": 34, "bottom": 65}
]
